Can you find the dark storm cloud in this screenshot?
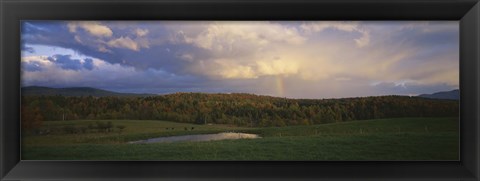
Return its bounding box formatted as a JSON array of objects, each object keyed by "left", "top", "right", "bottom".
[
  {"left": 21, "top": 44, "right": 35, "bottom": 53},
  {"left": 22, "top": 61, "right": 42, "bottom": 72},
  {"left": 48, "top": 54, "right": 83, "bottom": 70},
  {"left": 21, "top": 21, "right": 187, "bottom": 74},
  {"left": 22, "top": 22, "right": 126, "bottom": 65},
  {"left": 83, "top": 58, "right": 94, "bottom": 70},
  {"left": 47, "top": 54, "right": 95, "bottom": 71}
]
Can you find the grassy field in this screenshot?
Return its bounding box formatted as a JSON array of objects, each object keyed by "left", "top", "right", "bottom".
[{"left": 22, "top": 117, "right": 459, "bottom": 160}]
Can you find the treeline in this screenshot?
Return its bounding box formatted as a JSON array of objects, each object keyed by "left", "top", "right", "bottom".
[{"left": 21, "top": 93, "right": 459, "bottom": 129}]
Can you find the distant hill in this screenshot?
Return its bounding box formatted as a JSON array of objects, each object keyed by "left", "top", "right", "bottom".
[
  {"left": 418, "top": 89, "right": 459, "bottom": 100},
  {"left": 21, "top": 86, "right": 156, "bottom": 97}
]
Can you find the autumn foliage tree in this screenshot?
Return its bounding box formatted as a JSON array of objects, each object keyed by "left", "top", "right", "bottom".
[
  {"left": 21, "top": 93, "right": 459, "bottom": 127},
  {"left": 21, "top": 105, "right": 44, "bottom": 131}
]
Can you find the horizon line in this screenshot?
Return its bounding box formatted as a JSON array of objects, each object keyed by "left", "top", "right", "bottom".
[{"left": 21, "top": 85, "right": 460, "bottom": 100}]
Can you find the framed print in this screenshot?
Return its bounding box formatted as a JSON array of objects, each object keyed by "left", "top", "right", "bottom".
[
  {"left": 1, "top": 0, "right": 479, "bottom": 180},
  {"left": 18, "top": 20, "right": 461, "bottom": 161}
]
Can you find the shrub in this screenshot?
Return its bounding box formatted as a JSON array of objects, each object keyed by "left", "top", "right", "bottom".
[
  {"left": 116, "top": 125, "right": 126, "bottom": 132},
  {"left": 79, "top": 126, "right": 88, "bottom": 133},
  {"left": 63, "top": 125, "right": 78, "bottom": 134},
  {"left": 106, "top": 121, "right": 114, "bottom": 132},
  {"left": 95, "top": 121, "right": 115, "bottom": 133},
  {"left": 87, "top": 123, "right": 95, "bottom": 130}
]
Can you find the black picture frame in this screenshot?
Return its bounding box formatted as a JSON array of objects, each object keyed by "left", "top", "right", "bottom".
[{"left": 1, "top": 0, "right": 479, "bottom": 180}]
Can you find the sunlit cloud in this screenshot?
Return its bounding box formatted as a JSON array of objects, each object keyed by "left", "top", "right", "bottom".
[
  {"left": 67, "top": 21, "right": 113, "bottom": 37},
  {"left": 107, "top": 36, "right": 141, "bottom": 51},
  {"left": 301, "top": 21, "right": 370, "bottom": 47},
  {"left": 171, "top": 22, "right": 305, "bottom": 56},
  {"left": 134, "top": 28, "right": 149, "bottom": 37}
]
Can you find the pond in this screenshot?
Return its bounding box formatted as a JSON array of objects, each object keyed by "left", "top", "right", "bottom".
[{"left": 128, "top": 132, "right": 261, "bottom": 144}]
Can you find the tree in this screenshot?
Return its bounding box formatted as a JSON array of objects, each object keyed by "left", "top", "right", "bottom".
[
  {"left": 21, "top": 106, "right": 44, "bottom": 132},
  {"left": 21, "top": 93, "right": 459, "bottom": 127}
]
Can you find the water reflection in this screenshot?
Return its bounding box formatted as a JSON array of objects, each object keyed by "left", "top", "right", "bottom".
[{"left": 129, "top": 132, "right": 260, "bottom": 144}]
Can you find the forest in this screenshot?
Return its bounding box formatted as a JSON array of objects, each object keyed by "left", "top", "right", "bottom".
[{"left": 21, "top": 93, "right": 459, "bottom": 130}]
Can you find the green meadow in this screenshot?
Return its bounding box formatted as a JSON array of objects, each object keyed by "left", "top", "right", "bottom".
[{"left": 22, "top": 117, "right": 459, "bottom": 160}]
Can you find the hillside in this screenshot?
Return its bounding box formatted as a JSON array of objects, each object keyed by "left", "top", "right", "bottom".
[
  {"left": 418, "top": 89, "right": 459, "bottom": 100},
  {"left": 22, "top": 86, "right": 155, "bottom": 97},
  {"left": 22, "top": 90, "right": 459, "bottom": 127}
]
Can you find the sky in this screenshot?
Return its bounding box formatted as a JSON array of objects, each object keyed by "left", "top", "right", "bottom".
[{"left": 21, "top": 21, "right": 459, "bottom": 99}]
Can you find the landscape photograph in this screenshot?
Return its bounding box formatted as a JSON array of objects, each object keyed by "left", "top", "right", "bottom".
[{"left": 21, "top": 21, "right": 459, "bottom": 160}]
